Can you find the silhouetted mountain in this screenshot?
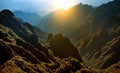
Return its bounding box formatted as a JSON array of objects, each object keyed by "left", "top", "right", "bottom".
[
  {"left": 0, "top": 9, "right": 96, "bottom": 73},
  {"left": 14, "top": 10, "right": 41, "bottom": 25},
  {"left": 46, "top": 34, "right": 82, "bottom": 62}
]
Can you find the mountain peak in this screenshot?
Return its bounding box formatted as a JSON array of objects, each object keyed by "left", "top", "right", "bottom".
[{"left": 1, "top": 9, "right": 14, "bottom": 16}]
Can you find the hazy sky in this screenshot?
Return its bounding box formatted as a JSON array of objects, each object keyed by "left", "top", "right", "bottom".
[{"left": 0, "top": 0, "right": 113, "bottom": 15}]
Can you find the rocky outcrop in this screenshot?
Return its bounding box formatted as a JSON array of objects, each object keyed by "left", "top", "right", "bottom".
[{"left": 46, "top": 34, "right": 83, "bottom": 62}]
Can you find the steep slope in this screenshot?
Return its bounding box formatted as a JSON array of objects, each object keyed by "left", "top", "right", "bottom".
[
  {"left": 0, "top": 9, "right": 96, "bottom": 73},
  {"left": 14, "top": 10, "right": 42, "bottom": 25},
  {"left": 77, "top": 0, "right": 120, "bottom": 70},
  {"left": 38, "top": 4, "right": 94, "bottom": 43}
]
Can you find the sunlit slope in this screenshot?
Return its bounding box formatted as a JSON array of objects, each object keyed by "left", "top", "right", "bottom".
[{"left": 38, "top": 3, "right": 94, "bottom": 43}]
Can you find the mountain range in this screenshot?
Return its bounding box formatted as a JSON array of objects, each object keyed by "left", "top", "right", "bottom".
[{"left": 0, "top": 0, "right": 120, "bottom": 73}]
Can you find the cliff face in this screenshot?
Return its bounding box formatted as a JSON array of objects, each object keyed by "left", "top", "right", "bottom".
[{"left": 0, "top": 9, "right": 95, "bottom": 73}]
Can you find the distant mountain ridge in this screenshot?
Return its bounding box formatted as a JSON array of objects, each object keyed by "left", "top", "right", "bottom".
[{"left": 14, "top": 10, "right": 41, "bottom": 25}]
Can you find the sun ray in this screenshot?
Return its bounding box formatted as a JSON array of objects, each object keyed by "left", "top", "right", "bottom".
[{"left": 52, "top": 0, "right": 77, "bottom": 10}]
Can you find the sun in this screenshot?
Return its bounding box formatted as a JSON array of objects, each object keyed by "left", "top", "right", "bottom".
[{"left": 52, "top": 0, "right": 76, "bottom": 10}]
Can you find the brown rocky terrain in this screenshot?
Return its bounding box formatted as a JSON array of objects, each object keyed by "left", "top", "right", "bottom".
[{"left": 0, "top": 9, "right": 96, "bottom": 73}]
